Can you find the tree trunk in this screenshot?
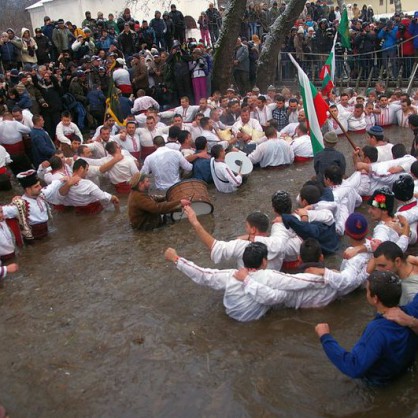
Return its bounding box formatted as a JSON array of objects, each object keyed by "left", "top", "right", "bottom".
[
  {"left": 255, "top": 0, "right": 306, "bottom": 91},
  {"left": 394, "top": 0, "right": 402, "bottom": 14},
  {"left": 211, "top": 0, "right": 247, "bottom": 92}
]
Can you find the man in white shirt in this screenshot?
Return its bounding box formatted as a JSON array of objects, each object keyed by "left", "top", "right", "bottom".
[
  {"left": 248, "top": 126, "right": 294, "bottom": 168},
  {"left": 279, "top": 109, "right": 306, "bottom": 138},
  {"left": 232, "top": 107, "right": 264, "bottom": 146},
  {"left": 131, "top": 89, "right": 160, "bottom": 114},
  {"left": 55, "top": 111, "right": 83, "bottom": 148},
  {"left": 375, "top": 94, "right": 401, "bottom": 127},
  {"left": 174, "top": 96, "right": 199, "bottom": 122},
  {"left": 12, "top": 107, "right": 33, "bottom": 129},
  {"left": 87, "top": 126, "right": 115, "bottom": 159},
  {"left": 83, "top": 142, "right": 139, "bottom": 194},
  {"left": 199, "top": 117, "right": 230, "bottom": 151},
  {"left": 347, "top": 104, "right": 367, "bottom": 133},
  {"left": 136, "top": 116, "right": 166, "bottom": 159},
  {"left": 290, "top": 123, "right": 313, "bottom": 161},
  {"left": 251, "top": 95, "right": 272, "bottom": 128},
  {"left": 60, "top": 158, "right": 119, "bottom": 214},
  {"left": 113, "top": 121, "right": 141, "bottom": 159},
  {"left": 327, "top": 105, "right": 349, "bottom": 135},
  {"left": 141, "top": 136, "right": 192, "bottom": 190},
  {"left": 367, "top": 125, "right": 393, "bottom": 162},
  {"left": 210, "top": 145, "right": 242, "bottom": 193},
  {"left": 0, "top": 112, "right": 32, "bottom": 175}
]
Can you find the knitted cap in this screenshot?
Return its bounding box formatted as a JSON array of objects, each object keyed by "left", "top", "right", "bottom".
[
  {"left": 368, "top": 187, "right": 395, "bottom": 214},
  {"left": 17, "top": 170, "right": 39, "bottom": 189},
  {"left": 392, "top": 174, "right": 414, "bottom": 202},
  {"left": 367, "top": 125, "right": 384, "bottom": 137},
  {"left": 345, "top": 212, "right": 368, "bottom": 240}
]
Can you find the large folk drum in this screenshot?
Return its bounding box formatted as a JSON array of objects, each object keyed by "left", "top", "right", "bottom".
[{"left": 166, "top": 179, "right": 214, "bottom": 221}]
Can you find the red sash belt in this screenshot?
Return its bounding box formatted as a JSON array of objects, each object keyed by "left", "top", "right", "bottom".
[
  {"left": 75, "top": 201, "right": 103, "bottom": 215},
  {"left": 141, "top": 146, "right": 156, "bottom": 159},
  {"left": 294, "top": 156, "right": 313, "bottom": 163},
  {"left": 0, "top": 167, "right": 7, "bottom": 175},
  {"left": 31, "top": 222, "right": 48, "bottom": 239},
  {"left": 5, "top": 218, "right": 23, "bottom": 247},
  {"left": 115, "top": 182, "right": 131, "bottom": 194},
  {"left": 52, "top": 204, "right": 69, "bottom": 213},
  {"left": 3, "top": 142, "right": 25, "bottom": 155},
  {"left": 362, "top": 195, "right": 371, "bottom": 202},
  {"left": 130, "top": 151, "right": 141, "bottom": 160},
  {"left": 118, "top": 84, "right": 132, "bottom": 94},
  {"left": 398, "top": 201, "right": 418, "bottom": 212}
]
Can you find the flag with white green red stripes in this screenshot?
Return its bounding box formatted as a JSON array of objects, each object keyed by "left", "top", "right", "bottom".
[
  {"left": 319, "top": 33, "right": 337, "bottom": 95},
  {"left": 288, "top": 53, "right": 329, "bottom": 155}
]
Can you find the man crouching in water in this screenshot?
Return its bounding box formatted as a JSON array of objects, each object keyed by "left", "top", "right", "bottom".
[{"left": 128, "top": 173, "right": 190, "bottom": 231}]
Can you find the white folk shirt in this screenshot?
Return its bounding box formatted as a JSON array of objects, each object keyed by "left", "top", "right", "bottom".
[
  {"left": 173, "top": 105, "right": 200, "bottom": 122},
  {"left": 200, "top": 129, "right": 228, "bottom": 151},
  {"left": 210, "top": 158, "right": 242, "bottom": 193},
  {"left": 114, "top": 133, "right": 141, "bottom": 155},
  {"left": 364, "top": 223, "right": 409, "bottom": 253},
  {"left": 370, "top": 155, "right": 416, "bottom": 176},
  {"left": 396, "top": 200, "right": 418, "bottom": 245},
  {"left": 85, "top": 156, "right": 139, "bottom": 184},
  {"left": 396, "top": 109, "right": 415, "bottom": 128},
  {"left": 141, "top": 146, "right": 193, "bottom": 190},
  {"left": 375, "top": 103, "right": 401, "bottom": 126},
  {"left": 189, "top": 124, "right": 205, "bottom": 141},
  {"left": 0, "top": 145, "right": 12, "bottom": 167},
  {"left": 43, "top": 165, "right": 73, "bottom": 184},
  {"left": 3, "top": 180, "right": 64, "bottom": 224},
  {"left": 0, "top": 220, "right": 15, "bottom": 256},
  {"left": 210, "top": 223, "right": 291, "bottom": 271},
  {"left": 242, "top": 270, "right": 339, "bottom": 310},
  {"left": 251, "top": 106, "right": 272, "bottom": 126},
  {"left": 290, "top": 134, "right": 313, "bottom": 158},
  {"left": 327, "top": 114, "right": 348, "bottom": 135},
  {"left": 60, "top": 178, "right": 112, "bottom": 207},
  {"left": 0, "top": 120, "right": 31, "bottom": 145},
  {"left": 176, "top": 258, "right": 325, "bottom": 321},
  {"left": 347, "top": 114, "right": 367, "bottom": 131},
  {"left": 376, "top": 143, "right": 394, "bottom": 162},
  {"left": 248, "top": 138, "right": 294, "bottom": 167},
  {"left": 279, "top": 122, "right": 298, "bottom": 138},
  {"left": 288, "top": 110, "right": 299, "bottom": 124},
  {"left": 136, "top": 127, "right": 166, "bottom": 147},
  {"left": 365, "top": 113, "right": 376, "bottom": 130},
  {"left": 131, "top": 96, "right": 160, "bottom": 113},
  {"left": 55, "top": 122, "right": 83, "bottom": 146},
  {"left": 232, "top": 118, "right": 263, "bottom": 136}
]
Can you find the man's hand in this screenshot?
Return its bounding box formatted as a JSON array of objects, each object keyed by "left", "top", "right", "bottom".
[
  {"left": 383, "top": 307, "right": 414, "bottom": 327},
  {"left": 41, "top": 161, "right": 50, "bottom": 168},
  {"left": 67, "top": 175, "right": 82, "bottom": 186},
  {"left": 315, "top": 323, "right": 330, "bottom": 338},
  {"left": 6, "top": 263, "right": 18, "bottom": 274},
  {"left": 164, "top": 247, "right": 178, "bottom": 262},
  {"left": 397, "top": 214, "right": 410, "bottom": 237},
  {"left": 343, "top": 246, "right": 360, "bottom": 260},
  {"left": 233, "top": 267, "right": 249, "bottom": 282},
  {"left": 111, "top": 195, "right": 120, "bottom": 207},
  {"left": 180, "top": 199, "right": 190, "bottom": 207},
  {"left": 294, "top": 208, "right": 308, "bottom": 218},
  {"left": 388, "top": 166, "right": 403, "bottom": 174},
  {"left": 184, "top": 205, "right": 199, "bottom": 225}
]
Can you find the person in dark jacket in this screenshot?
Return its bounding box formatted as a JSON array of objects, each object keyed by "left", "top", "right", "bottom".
[
  {"left": 30, "top": 114, "right": 56, "bottom": 166},
  {"left": 0, "top": 32, "right": 18, "bottom": 71},
  {"left": 150, "top": 11, "right": 167, "bottom": 50},
  {"left": 117, "top": 23, "right": 137, "bottom": 58},
  {"left": 137, "top": 21, "right": 156, "bottom": 50},
  {"left": 163, "top": 12, "right": 175, "bottom": 50},
  {"left": 34, "top": 28, "right": 51, "bottom": 65},
  {"left": 169, "top": 5, "right": 186, "bottom": 44}
]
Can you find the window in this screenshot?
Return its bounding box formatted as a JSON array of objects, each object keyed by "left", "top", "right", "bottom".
[{"left": 379, "top": 0, "right": 383, "bottom": 5}]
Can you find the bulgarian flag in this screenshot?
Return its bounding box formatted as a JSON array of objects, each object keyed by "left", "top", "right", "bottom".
[
  {"left": 288, "top": 54, "right": 329, "bottom": 155},
  {"left": 338, "top": 8, "right": 351, "bottom": 49},
  {"left": 319, "top": 33, "right": 337, "bottom": 95}
]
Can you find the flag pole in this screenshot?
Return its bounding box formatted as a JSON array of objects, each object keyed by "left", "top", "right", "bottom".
[{"left": 328, "top": 111, "right": 358, "bottom": 150}]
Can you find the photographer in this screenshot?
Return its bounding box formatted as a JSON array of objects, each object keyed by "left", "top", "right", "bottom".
[
  {"left": 397, "top": 18, "right": 414, "bottom": 76},
  {"left": 408, "top": 11, "right": 418, "bottom": 58},
  {"left": 377, "top": 20, "right": 399, "bottom": 77}
]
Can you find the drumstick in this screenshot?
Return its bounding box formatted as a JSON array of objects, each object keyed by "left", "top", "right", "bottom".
[
  {"left": 236, "top": 160, "right": 243, "bottom": 175},
  {"left": 179, "top": 193, "right": 195, "bottom": 221}
]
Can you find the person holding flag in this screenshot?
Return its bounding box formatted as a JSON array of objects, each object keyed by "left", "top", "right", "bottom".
[{"left": 288, "top": 53, "right": 329, "bottom": 156}]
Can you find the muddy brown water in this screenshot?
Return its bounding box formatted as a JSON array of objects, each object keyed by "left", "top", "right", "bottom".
[{"left": 1, "top": 127, "right": 418, "bottom": 418}]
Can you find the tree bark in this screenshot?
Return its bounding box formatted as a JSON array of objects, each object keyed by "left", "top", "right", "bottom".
[
  {"left": 394, "top": 0, "right": 402, "bottom": 14},
  {"left": 255, "top": 0, "right": 306, "bottom": 91},
  {"left": 211, "top": 0, "right": 247, "bottom": 92}
]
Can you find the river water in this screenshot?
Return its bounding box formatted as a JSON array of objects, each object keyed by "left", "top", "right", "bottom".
[{"left": 1, "top": 126, "right": 418, "bottom": 418}]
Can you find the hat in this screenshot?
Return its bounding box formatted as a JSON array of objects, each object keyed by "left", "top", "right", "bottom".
[
  {"left": 392, "top": 174, "right": 414, "bottom": 202},
  {"left": 23, "top": 63, "right": 33, "bottom": 72},
  {"left": 10, "top": 69, "right": 19, "bottom": 77},
  {"left": 98, "top": 66, "right": 105, "bottom": 71},
  {"left": 226, "top": 87, "right": 235, "bottom": 92},
  {"left": 324, "top": 131, "right": 338, "bottom": 144},
  {"left": 18, "top": 72, "right": 28, "bottom": 80},
  {"left": 368, "top": 187, "right": 395, "bottom": 214},
  {"left": 267, "top": 85, "right": 276, "bottom": 91},
  {"left": 367, "top": 125, "right": 384, "bottom": 137},
  {"left": 91, "top": 55, "right": 100, "bottom": 61},
  {"left": 308, "top": 27, "right": 315, "bottom": 32},
  {"left": 297, "top": 26, "right": 304, "bottom": 34},
  {"left": 116, "top": 58, "right": 126, "bottom": 66},
  {"left": 35, "top": 27, "right": 42, "bottom": 33},
  {"left": 345, "top": 213, "right": 368, "bottom": 240},
  {"left": 252, "top": 86, "right": 260, "bottom": 93},
  {"left": 57, "top": 19, "right": 64, "bottom": 24},
  {"left": 129, "top": 172, "right": 149, "bottom": 189},
  {"left": 17, "top": 170, "right": 39, "bottom": 189},
  {"left": 408, "top": 114, "right": 418, "bottom": 128}
]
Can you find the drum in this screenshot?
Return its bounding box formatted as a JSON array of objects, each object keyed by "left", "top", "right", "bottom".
[
  {"left": 166, "top": 179, "right": 214, "bottom": 221},
  {"left": 225, "top": 150, "right": 253, "bottom": 176}
]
